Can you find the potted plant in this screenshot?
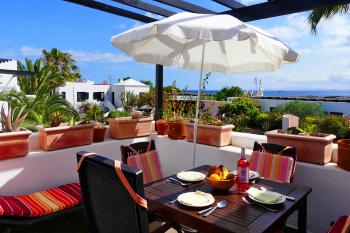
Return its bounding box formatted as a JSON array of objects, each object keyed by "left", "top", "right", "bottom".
[
  {"left": 265, "top": 127, "right": 336, "bottom": 165},
  {"left": 84, "top": 104, "right": 107, "bottom": 143},
  {"left": 108, "top": 110, "right": 152, "bottom": 139},
  {"left": 0, "top": 105, "right": 31, "bottom": 160},
  {"left": 337, "top": 139, "right": 350, "bottom": 171},
  {"left": 156, "top": 119, "right": 169, "bottom": 135},
  {"left": 38, "top": 112, "right": 94, "bottom": 151},
  {"left": 185, "top": 109, "right": 234, "bottom": 147},
  {"left": 167, "top": 113, "right": 186, "bottom": 139}
]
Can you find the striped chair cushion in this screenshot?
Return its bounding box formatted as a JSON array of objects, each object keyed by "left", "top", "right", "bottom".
[
  {"left": 127, "top": 150, "right": 164, "bottom": 184},
  {"left": 328, "top": 216, "right": 350, "bottom": 233},
  {"left": 0, "top": 183, "right": 81, "bottom": 217},
  {"left": 249, "top": 151, "right": 294, "bottom": 183}
]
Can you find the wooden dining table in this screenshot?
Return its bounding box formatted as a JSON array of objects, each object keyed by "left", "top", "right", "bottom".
[{"left": 144, "top": 165, "right": 312, "bottom": 233}]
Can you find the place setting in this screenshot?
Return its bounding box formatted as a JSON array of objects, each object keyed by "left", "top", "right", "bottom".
[{"left": 167, "top": 170, "right": 207, "bottom": 187}]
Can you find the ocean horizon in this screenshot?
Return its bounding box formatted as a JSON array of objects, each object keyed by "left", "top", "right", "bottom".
[{"left": 185, "top": 89, "right": 350, "bottom": 97}]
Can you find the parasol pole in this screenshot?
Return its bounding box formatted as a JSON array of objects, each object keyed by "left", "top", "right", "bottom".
[{"left": 192, "top": 40, "right": 206, "bottom": 168}]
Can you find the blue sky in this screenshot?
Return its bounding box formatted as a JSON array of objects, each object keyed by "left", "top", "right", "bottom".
[{"left": 1, "top": 0, "right": 350, "bottom": 91}]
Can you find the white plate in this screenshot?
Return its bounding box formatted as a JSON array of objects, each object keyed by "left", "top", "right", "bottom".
[
  {"left": 176, "top": 171, "right": 206, "bottom": 182},
  {"left": 232, "top": 170, "right": 259, "bottom": 180},
  {"left": 248, "top": 190, "right": 286, "bottom": 205},
  {"left": 177, "top": 191, "right": 215, "bottom": 207}
]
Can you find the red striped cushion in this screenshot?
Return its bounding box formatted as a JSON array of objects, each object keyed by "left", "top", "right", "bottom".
[
  {"left": 127, "top": 150, "right": 164, "bottom": 184},
  {"left": 328, "top": 216, "right": 350, "bottom": 233},
  {"left": 0, "top": 183, "right": 81, "bottom": 217},
  {"left": 249, "top": 151, "right": 294, "bottom": 183}
]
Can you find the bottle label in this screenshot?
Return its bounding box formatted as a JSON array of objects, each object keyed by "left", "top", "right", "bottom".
[{"left": 238, "top": 167, "right": 249, "bottom": 183}]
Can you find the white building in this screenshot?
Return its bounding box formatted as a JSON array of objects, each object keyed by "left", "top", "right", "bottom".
[
  {"left": 0, "top": 59, "right": 20, "bottom": 92},
  {"left": 56, "top": 79, "right": 149, "bottom": 109}
]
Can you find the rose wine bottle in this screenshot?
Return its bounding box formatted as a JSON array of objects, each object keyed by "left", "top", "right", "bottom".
[{"left": 237, "top": 146, "right": 250, "bottom": 193}]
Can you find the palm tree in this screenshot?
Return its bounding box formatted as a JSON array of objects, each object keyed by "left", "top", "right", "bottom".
[
  {"left": 42, "top": 48, "right": 81, "bottom": 81},
  {"left": 308, "top": 4, "right": 349, "bottom": 33},
  {"left": 0, "top": 86, "right": 79, "bottom": 128}
]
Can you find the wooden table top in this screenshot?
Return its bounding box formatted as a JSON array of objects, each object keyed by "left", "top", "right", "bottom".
[{"left": 145, "top": 165, "right": 312, "bottom": 233}]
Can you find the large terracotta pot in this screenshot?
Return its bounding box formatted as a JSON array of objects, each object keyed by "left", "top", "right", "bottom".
[
  {"left": 156, "top": 120, "right": 168, "bottom": 135},
  {"left": 185, "top": 123, "right": 234, "bottom": 147},
  {"left": 167, "top": 121, "right": 186, "bottom": 140},
  {"left": 265, "top": 129, "right": 336, "bottom": 165},
  {"left": 109, "top": 117, "right": 152, "bottom": 139},
  {"left": 39, "top": 124, "right": 94, "bottom": 151},
  {"left": 93, "top": 126, "right": 106, "bottom": 143},
  {"left": 337, "top": 139, "right": 350, "bottom": 171},
  {"left": 0, "top": 129, "right": 32, "bottom": 160}
]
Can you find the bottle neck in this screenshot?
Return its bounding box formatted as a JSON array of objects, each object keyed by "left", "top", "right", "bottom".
[{"left": 240, "top": 154, "right": 246, "bottom": 160}]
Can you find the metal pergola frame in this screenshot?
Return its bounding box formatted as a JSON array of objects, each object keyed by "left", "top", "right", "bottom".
[{"left": 64, "top": 0, "right": 350, "bottom": 119}]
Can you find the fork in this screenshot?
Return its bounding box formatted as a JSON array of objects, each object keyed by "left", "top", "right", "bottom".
[
  {"left": 242, "top": 197, "right": 278, "bottom": 212},
  {"left": 167, "top": 178, "right": 189, "bottom": 187}
]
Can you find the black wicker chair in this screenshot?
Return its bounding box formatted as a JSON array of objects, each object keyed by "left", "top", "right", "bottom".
[
  {"left": 120, "top": 140, "right": 156, "bottom": 164},
  {"left": 77, "top": 151, "right": 179, "bottom": 233},
  {"left": 253, "top": 142, "right": 297, "bottom": 181}
]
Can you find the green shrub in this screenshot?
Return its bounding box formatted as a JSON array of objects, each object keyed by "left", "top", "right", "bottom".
[
  {"left": 214, "top": 86, "right": 243, "bottom": 101},
  {"left": 274, "top": 101, "right": 325, "bottom": 119},
  {"left": 107, "top": 110, "right": 130, "bottom": 118},
  {"left": 218, "top": 97, "right": 260, "bottom": 131},
  {"left": 268, "top": 112, "right": 283, "bottom": 130},
  {"left": 314, "top": 115, "right": 349, "bottom": 139},
  {"left": 256, "top": 113, "right": 271, "bottom": 131}
]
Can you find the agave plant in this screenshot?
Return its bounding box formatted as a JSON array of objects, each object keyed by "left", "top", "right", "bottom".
[{"left": 1, "top": 105, "right": 28, "bottom": 132}]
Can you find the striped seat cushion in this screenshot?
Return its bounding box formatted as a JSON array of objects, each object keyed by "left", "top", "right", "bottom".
[
  {"left": 328, "top": 216, "right": 350, "bottom": 233},
  {"left": 0, "top": 183, "right": 81, "bottom": 217},
  {"left": 249, "top": 151, "right": 294, "bottom": 183},
  {"left": 127, "top": 150, "right": 164, "bottom": 184}
]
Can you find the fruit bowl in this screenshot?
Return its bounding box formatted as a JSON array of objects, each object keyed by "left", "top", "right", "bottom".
[{"left": 207, "top": 177, "right": 235, "bottom": 191}]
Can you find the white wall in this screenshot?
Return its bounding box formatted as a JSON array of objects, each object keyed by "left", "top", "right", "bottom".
[
  {"left": 0, "top": 131, "right": 349, "bottom": 233},
  {"left": 0, "top": 60, "right": 20, "bottom": 92},
  {"left": 258, "top": 98, "right": 350, "bottom": 115}
]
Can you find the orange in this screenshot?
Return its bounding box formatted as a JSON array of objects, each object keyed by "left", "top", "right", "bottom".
[{"left": 209, "top": 174, "right": 221, "bottom": 181}]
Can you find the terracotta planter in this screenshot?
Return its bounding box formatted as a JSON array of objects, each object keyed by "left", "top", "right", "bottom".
[
  {"left": 167, "top": 121, "right": 186, "bottom": 140},
  {"left": 337, "top": 139, "right": 350, "bottom": 171},
  {"left": 39, "top": 124, "right": 94, "bottom": 151},
  {"left": 265, "top": 129, "right": 336, "bottom": 165},
  {"left": 156, "top": 120, "right": 168, "bottom": 135},
  {"left": 109, "top": 117, "right": 152, "bottom": 139},
  {"left": 185, "top": 123, "right": 234, "bottom": 147},
  {"left": 93, "top": 126, "right": 106, "bottom": 143},
  {"left": 0, "top": 129, "right": 32, "bottom": 160}
]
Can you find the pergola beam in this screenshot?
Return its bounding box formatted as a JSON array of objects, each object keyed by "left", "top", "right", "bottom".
[
  {"left": 111, "top": 0, "right": 175, "bottom": 17},
  {"left": 212, "top": 0, "right": 245, "bottom": 9},
  {"left": 64, "top": 0, "right": 156, "bottom": 23},
  {"left": 223, "top": 0, "right": 350, "bottom": 22},
  {"left": 154, "top": 0, "right": 216, "bottom": 13},
  {"left": 0, "top": 69, "right": 33, "bottom": 76}
]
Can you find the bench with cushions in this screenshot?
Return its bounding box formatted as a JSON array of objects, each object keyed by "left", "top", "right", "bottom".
[{"left": 0, "top": 183, "right": 86, "bottom": 233}]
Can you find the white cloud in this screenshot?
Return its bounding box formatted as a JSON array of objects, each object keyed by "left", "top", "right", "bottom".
[
  {"left": 319, "top": 15, "right": 350, "bottom": 47},
  {"left": 19, "top": 46, "right": 131, "bottom": 64},
  {"left": 67, "top": 50, "right": 131, "bottom": 63},
  {"left": 20, "top": 45, "right": 42, "bottom": 56}
]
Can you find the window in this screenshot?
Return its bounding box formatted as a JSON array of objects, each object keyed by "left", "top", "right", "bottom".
[
  {"left": 61, "top": 92, "right": 66, "bottom": 99},
  {"left": 93, "top": 92, "right": 104, "bottom": 101},
  {"left": 77, "top": 92, "right": 89, "bottom": 102}
]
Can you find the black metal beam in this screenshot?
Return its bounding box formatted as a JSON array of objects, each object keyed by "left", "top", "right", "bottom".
[
  {"left": 154, "top": 0, "right": 216, "bottom": 13},
  {"left": 155, "top": 64, "right": 163, "bottom": 120},
  {"left": 111, "top": 0, "right": 175, "bottom": 17},
  {"left": 0, "top": 69, "right": 33, "bottom": 76},
  {"left": 212, "top": 0, "right": 245, "bottom": 9},
  {"left": 64, "top": 0, "right": 156, "bottom": 23},
  {"left": 223, "top": 0, "right": 350, "bottom": 22}
]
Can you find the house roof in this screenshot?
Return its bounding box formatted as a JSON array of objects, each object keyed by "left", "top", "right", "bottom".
[
  {"left": 0, "top": 58, "right": 12, "bottom": 64},
  {"left": 115, "top": 79, "right": 147, "bottom": 86}
]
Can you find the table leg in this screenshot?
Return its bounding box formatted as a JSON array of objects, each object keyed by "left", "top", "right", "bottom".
[{"left": 298, "top": 198, "right": 307, "bottom": 233}]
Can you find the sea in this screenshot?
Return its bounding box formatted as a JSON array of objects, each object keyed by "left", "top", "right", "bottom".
[{"left": 186, "top": 90, "right": 350, "bottom": 97}]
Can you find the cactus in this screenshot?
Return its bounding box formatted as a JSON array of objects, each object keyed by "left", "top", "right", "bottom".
[{"left": 1, "top": 105, "right": 28, "bottom": 132}]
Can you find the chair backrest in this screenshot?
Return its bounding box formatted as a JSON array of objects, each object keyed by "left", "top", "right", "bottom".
[
  {"left": 120, "top": 140, "right": 156, "bottom": 164},
  {"left": 252, "top": 142, "right": 297, "bottom": 182},
  {"left": 77, "top": 151, "right": 149, "bottom": 233}
]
